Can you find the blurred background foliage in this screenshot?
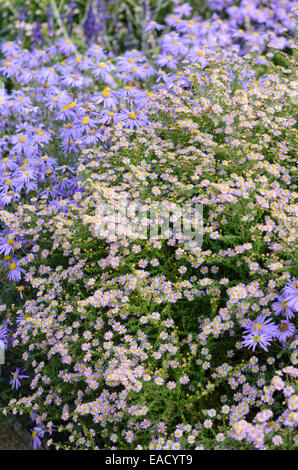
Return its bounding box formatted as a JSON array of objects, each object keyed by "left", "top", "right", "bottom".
[{"left": 0, "top": 1, "right": 211, "bottom": 53}]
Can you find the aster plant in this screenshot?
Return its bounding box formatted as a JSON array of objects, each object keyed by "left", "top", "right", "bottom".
[{"left": 0, "top": 0, "right": 297, "bottom": 453}]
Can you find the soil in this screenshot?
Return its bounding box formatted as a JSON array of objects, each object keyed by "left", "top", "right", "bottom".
[{"left": 0, "top": 418, "right": 32, "bottom": 450}]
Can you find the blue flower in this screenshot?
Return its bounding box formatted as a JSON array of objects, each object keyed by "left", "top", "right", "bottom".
[
  {"left": 9, "top": 367, "right": 29, "bottom": 390},
  {"left": 242, "top": 331, "right": 272, "bottom": 352},
  {"left": 272, "top": 295, "right": 295, "bottom": 320},
  {"left": 31, "top": 425, "right": 44, "bottom": 450},
  {"left": 276, "top": 321, "right": 296, "bottom": 343},
  {"left": 282, "top": 278, "right": 298, "bottom": 313}
]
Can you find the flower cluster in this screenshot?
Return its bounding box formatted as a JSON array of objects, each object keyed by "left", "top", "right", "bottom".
[
  {"left": 229, "top": 366, "right": 298, "bottom": 449},
  {"left": 241, "top": 278, "right": 298, "bottom": 351},
  {"left": 0, "top": 36, "right": 297, "bottom": 449},
  {"left": 0, "top": 0, "right": 297, "bottom": 451}
]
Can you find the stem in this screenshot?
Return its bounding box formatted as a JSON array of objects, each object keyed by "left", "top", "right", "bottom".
[
  {"left": 50, "top": 0, "right": 70, "bottom": 40},
  {"left": 6, "top": 1, "right": 18, "bottom": 16}
]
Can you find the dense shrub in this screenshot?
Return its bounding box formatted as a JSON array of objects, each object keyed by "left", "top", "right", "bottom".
[{"left": 1, "top": 50, "right": 297, "bottom": 449}]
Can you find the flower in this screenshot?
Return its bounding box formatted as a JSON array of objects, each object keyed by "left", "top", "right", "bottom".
[
  {"left": 9, "top": 367, "right": 29, "bottom": 390},
  {"left": 276, "top": 321, "right": 296, "bottom": 343},
  {"left": 272, "top": 435, "right": 283, "bottom": 446},
  {"left": 0, "top": 320, "right": 8, "bottom": 348},
  {"left": 0, "top": 235, "right": 16, "bottom": 256},
  {"left": 6, "top": 260, "right": 25, "bottom": 282},
  {"left": 242, "top": 332, "right": 272, "bottom": 352},
  {"left": 272, "top": 295, "right": 295, "bottom": 320},
  {"left": 243, "top": 314, "right": 278, "bottom": 338},
  {"left": 156, "top": 54, "right": 177, "bottom": 70},
  {"left": 31, "top": 426, "right": 44, "bottom": 450},
  {"left": 0, "top": 11, "right": 296, "bottom": 451},
  {"left": 282, "top": 278, "right": 298, "bottom": 312},
  {"left": 203, "top": 419, "right": 213, "bottom": 429},
  {"left": 119, "top": 109, "right": 149, "bottom": 129}
]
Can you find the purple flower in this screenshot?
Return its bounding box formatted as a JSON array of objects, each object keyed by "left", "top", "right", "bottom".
[
  {"left": 242, "top": 331, "right": 272, "bottom": 352},
  {"left": 0, "top": 321, "right": 8, "bottom": 348},
  {"left": 6, "top": 260, "right": 25, "bottom": 282},
  {"left": 67, "top": 1, "right": 77, "bottom": 37},
  {"left": 84, "top": 2, "right": 97, "bottom": 45},
  {"left": 0, "top": 235, "right": 16, "bottom": 256},
  {"left": 75, "top": 115, "right": 97, "bottom": 135},
  {"left": 31, "top": 426, "right": 44, "bottom": 450},
  {"left": 269, "top": 36, "right": 288, "bottom": 50},
  {"left": 156, "top": 53, "right": 177, "bottom": 70},
  {"left": 90, "top": 61, "right": 115, "bottom": 85},
  {"left": 119, "top": 109, "right": 149, "bottom": 129},
  {"left": 144, "top": 21, "right": 164, "bottom": 34},
  {"left": 11, "top": 133, "right": 34, "bottom": 157},
  {"left": 282, "top": 278, "right": 298, "bottom": 312},
  {"left": 276, "top": 321, "right": 296, "bottom": 343},
  {"left": 187, "top": 48, "right": 208, "bottom": 67},
  {"left": 9, "top": 367, "right": 29, "bottom": 390},
  {"left": 55, "top": 38, "right": 77, "bottom": 55},
  {"left": 242, "top": 314, "right": 279, "bottom": 352},
  {"left": 93, "top": 87, "right": 119, "bottom": 108},
  {"left": 32, "top": 20, "right": 44, "bottom": 49},
  {"left": 46, "top": 9, "right": 54, "bottom": 38},
  {"left": 173, "top": 3, "right": 193, "bottom": 18},
  {"left": 39, "top": 66, "right": 59, "bottom": 86},
  {"left": 98, "top": 110, "right": 121, "bottom": 125},
  {"left": 244, "top": 314, "right": 278, "bottom": 338},
  {"left": 272, "top": 295, "right": 295, "bottom": 320},
  {"left": 61, "top": 71, "right": 90, "bottom": 89}
]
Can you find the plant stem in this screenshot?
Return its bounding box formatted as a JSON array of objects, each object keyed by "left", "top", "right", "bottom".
[{"left": 50, "top": 0, "right": 70, "bottom": 40}]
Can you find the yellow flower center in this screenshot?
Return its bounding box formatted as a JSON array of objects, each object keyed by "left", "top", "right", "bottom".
[
  {"left": 253, "top": 323, "right": 262, "bottom": 332},
  {"left": 102, "top": 89, "right": 111, "bottom": 98}
]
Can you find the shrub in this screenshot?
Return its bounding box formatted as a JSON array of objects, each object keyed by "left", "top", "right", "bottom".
[{"left": 1, "top": 50, "right": 297, "bottom": 450}]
